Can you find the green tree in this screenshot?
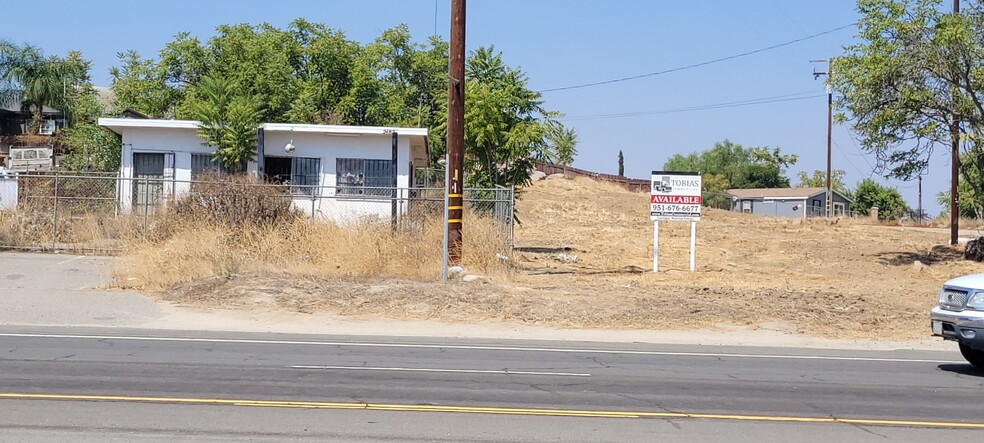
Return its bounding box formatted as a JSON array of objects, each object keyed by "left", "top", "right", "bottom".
[
  {"left": 664, "top": 140, "right": 797, "bottom": 189},
  {"left": 61, "top": 124, "right": 122, "bottom": 171},
  {"left": 852, "top": 178, "right": 909, "bottom": 219},
  {"left": 0, "top": 40, "right": 85, "bottom": 134},
  {"left": 109, "top": 50, "right": 181, "bottom": 117},
  {"left": 701, "top": 173, "right": 732, "bottom": 209},
  {"left": 546, "top": 122, "right": 577, "bottom": 166},
  {"left": 455, "top": 46, "right": 555, "bottom": 188},
  {"left": 618, "top": 150, "right": 624, "bottom": 177},
  {"left": 108, "top": 22, "right": 555, "bottom": 189},
  {"left": 183, "top": 76, "right": 262, "bottom": 171},
  {"left": 832, "top": 0, "right": 984, "bottom": 184},
  {"left": 795, "top": 170, "right": 848, "bottom": 193},
  {"left": 937, "top": 150, "right": 984, "bottom": 219}
]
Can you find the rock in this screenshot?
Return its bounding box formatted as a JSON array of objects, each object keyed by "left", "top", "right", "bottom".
[
  {"left": 530, "top": 171, "right": 547, "bottom": 181},
  {"left": 555, "top": 253, "right": 578, "bottom": 263},
  {"left": 462, "top": 274, "right": 492, "bottom": 284},
  {"left": 965, "top": 238, "right": 984, "bottom": 262},
  {"left": 548, "top": 173, "right": 566, "bottom": 180},
  {"left": 912, "top": 260, "right": 927, "bottom": 271}
]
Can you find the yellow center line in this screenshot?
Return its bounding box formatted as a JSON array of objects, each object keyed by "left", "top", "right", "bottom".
[{"left": 1, "top": 392, "right": 982, "bottom": 429}]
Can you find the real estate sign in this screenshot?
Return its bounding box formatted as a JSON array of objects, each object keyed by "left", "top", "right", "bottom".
[{"left": 650, "top": 171, "right": 702, "bottom": 222}]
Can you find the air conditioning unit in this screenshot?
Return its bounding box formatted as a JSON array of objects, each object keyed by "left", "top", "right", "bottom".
[{"left": 39, "top": 120, "right": 55, "bottom": 135}]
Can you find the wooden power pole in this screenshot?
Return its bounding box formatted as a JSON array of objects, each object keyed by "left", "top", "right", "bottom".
[
  {"left": 448, "top": 0, "right": 466, "bottom": 264},
  {"left": 812, "top": 58, "right": 834, "bottom": 216},
  {"left": 951, "top": 0, "right": 961, "bottom": 245}
]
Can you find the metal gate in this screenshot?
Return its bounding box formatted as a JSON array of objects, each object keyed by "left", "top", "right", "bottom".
[{"left": 132, "top": 153, "right": 166, "bottom": 215}]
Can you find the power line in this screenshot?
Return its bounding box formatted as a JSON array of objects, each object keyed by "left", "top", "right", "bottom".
[
  {"left": 714, "top": 0, "right": 772, "bottom": 42},
  {"left": 558, "top": 91, "right": 823, "bottom": 122},
  {"left": 832, "top": 139, "right": 867, "bottom": 178},
  {"left": 539, "top": 22, "right": 856, "bottom": 93},
  {"left": 838, "top": 126, "right": 875, "bottom": 171}
]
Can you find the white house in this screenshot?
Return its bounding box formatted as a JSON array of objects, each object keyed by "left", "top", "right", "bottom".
[{"left": 98, "top": 118, "right": 430, "bottom": 222}]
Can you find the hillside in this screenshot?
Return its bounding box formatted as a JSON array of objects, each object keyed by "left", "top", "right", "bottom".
[{"left": 507, "top": 174, "right": 981, "bottom": 338}]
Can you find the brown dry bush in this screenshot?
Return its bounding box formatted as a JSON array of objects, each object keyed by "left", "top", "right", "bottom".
[
  {"left": 115, "top": 178, "right": 510, "bottom": 291},
  {"left": 168, "top": 173, "right": 301, "bottom": 227}
]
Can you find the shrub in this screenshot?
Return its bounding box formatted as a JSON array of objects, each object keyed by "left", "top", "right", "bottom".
[{"left": 168, "top": 173, "right": 300, "bottom": 227}]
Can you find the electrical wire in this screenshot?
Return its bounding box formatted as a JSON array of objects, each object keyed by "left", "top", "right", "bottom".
[
  {"left": 558, "top": 91, "right": 823, "bottom": 122},
  {"left": 538, "top": 23, "right": 857, "bottom": 93}
]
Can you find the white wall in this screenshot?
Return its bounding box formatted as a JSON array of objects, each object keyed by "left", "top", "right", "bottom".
[
  {"left": 262, "top": 131, "right": 411, "bottom": 223},
  {"left": 116, "top": 126, "right": 417, "bottom": 223},
  {"left": 119, "top": 127, "right": 209, "bottom": 212}
]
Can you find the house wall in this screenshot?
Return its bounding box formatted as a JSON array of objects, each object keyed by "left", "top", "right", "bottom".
[
  {"left": 735, "top": 192, "right": 853, "bottom": 218},
  {"left": 746, "top": 199, "right": 805, "bottom": 218},
  {"left": 805, "top": 191, "right": 853, "bottom": 216},
  {"left": 831, "top": 192, "right": 852, "bottom": 215},
  {"left": 118, "top": 127, "right": 207, "bottom": 212},
  {"left": 260, "top": 131, "right": 411, "bottom": 223},
  {"left": 116, "top": 127, "right": 415, "bottom": 222}
]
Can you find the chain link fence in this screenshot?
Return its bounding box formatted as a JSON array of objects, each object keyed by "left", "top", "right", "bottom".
[{"left": 0, "top": 172, "right": 514, "bottom": 254}]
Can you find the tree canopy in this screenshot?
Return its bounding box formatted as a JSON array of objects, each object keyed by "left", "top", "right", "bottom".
[
  {"left": 795, "top": 170, "right": 848, "bottom": 194},
  {"left": 0, "top": 40, "right": 89, "bottom": 134},
  {"left": 108, "top": 21, "right": 560, "bottom": 188},
  {"left": 852, "top": 178, "right": 909, "bottom": 219},
  {"left": 183, "top": 75, "right": 262, "bottom": 171},
  {"left": 664, "top": 140, "right": 798, "bottom": 189},
  {"left": 833, "top": 0, "right": 984, "bottom": 183},
  {"left": 664, "top": 140, "right": 798, "bottom": 209}
]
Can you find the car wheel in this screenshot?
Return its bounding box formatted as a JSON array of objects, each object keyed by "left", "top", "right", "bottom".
[{"left": 959, "top": 343, "right": 984, "bottom": 369}]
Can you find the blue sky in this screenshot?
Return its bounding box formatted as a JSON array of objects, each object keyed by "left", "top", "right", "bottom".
[{"left": 2, "top": 0, "right": 948, "bottom": 213}]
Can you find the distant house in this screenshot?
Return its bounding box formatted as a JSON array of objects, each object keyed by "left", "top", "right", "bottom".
[
  {"left": 98, "top": 118, "right": 430, "bottom": 222},
  {"left": 0, "top": 98, "right": 64, "bottom": 136},
  {"left": 727, "top": 187, "right": 853, "bottom": 218}
]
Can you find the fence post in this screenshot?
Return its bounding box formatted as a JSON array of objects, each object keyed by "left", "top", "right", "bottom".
[
  {"left": 142, "top": 177, "right": 150, "bottom": 232},
  {"left": 51, "top": 174, "right": 59, "bottom": 251}
]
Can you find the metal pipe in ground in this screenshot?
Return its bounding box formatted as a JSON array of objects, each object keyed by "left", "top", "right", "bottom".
[{"left": 51, "top": 174, "right": 59, "bottom": 251}]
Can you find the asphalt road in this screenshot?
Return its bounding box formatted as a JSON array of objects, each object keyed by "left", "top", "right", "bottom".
[{"left": 2, "top": 325, "right": 984, "bottom": 442}]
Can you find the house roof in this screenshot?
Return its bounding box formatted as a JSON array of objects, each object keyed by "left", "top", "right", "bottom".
[
  {"left": 98, "top": 118, "right": 429, "bottom": 137},
  {"left": 261, "top": 123, "right": 428, "bottom": 137},
  {"left": 1, "top": 97, "right": 61, "bottom": 115},
  {"left": 727, "top": 187, "right": 827, "bottom": 199},
  {"left": 98, "top": 118, "right": 199, "bottom": 133}
]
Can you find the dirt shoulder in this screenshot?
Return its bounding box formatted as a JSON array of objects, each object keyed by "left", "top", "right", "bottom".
[{"left": 124, "top": 175, "right": 983, "bottom": 342}]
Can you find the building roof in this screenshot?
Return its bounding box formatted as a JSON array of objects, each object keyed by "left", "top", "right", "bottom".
[
  {"left": 727, "top": 187, "right": 827, "bottom": 199},
  {"left": 0, "top": 97, "right": 61, "bottom": 115},
  {"left": 98, "top": 118, "right": 429, "bottom": 137}
]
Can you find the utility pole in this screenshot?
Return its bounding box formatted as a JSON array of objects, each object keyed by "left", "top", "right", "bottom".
[
  {"left": 918, "top": 174, "right": 923, "bottom": 225},
  {"left": 812, "top": 58, "right": 834, "bottom": 217},
  {"left": 951, "top": 0, "right": 961, "bottom": 244},
  {"left": 447, "top": 0, "right": 466, "bottom": 265}
]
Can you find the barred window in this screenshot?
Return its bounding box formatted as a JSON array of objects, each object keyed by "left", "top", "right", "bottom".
[
  {"left": 264, "top": 156, "right": 321, "bottom": 196},
  {"left": 191, "top": 154, "right": 229, "bottom": 179},
  {"left": 336, "top": 158, "right": 393, "bottom": 197},
  {"left": 291, "top": 157, "right": 321, "bottom": 196}
]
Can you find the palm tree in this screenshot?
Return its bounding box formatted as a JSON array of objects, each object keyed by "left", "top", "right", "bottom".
[{"left": 0, "top": 40, "right": 72, "bottom": 135}]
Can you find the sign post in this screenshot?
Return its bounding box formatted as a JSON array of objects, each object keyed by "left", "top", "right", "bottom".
[{"left": 650, "top": 171, "right": 702, "bottom": 272}]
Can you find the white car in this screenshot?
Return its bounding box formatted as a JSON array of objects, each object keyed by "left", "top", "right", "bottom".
[{"left": 931, "top": 273, "right": 984, "bottom": 368}]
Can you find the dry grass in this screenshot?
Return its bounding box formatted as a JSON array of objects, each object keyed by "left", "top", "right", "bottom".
[
  {"left": 106, "top": 173, "right": 984, "bottom": 340},
  {"left": 115, "top": 211, "right": 509, "bottom": 291},
  {"left": 0, "top": 203, "right": 138, "bottom": 252}
]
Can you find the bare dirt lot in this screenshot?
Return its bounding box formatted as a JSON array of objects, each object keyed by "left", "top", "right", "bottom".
[{"left": 143, "top": 175, "right": 984, "bottom": 340}]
